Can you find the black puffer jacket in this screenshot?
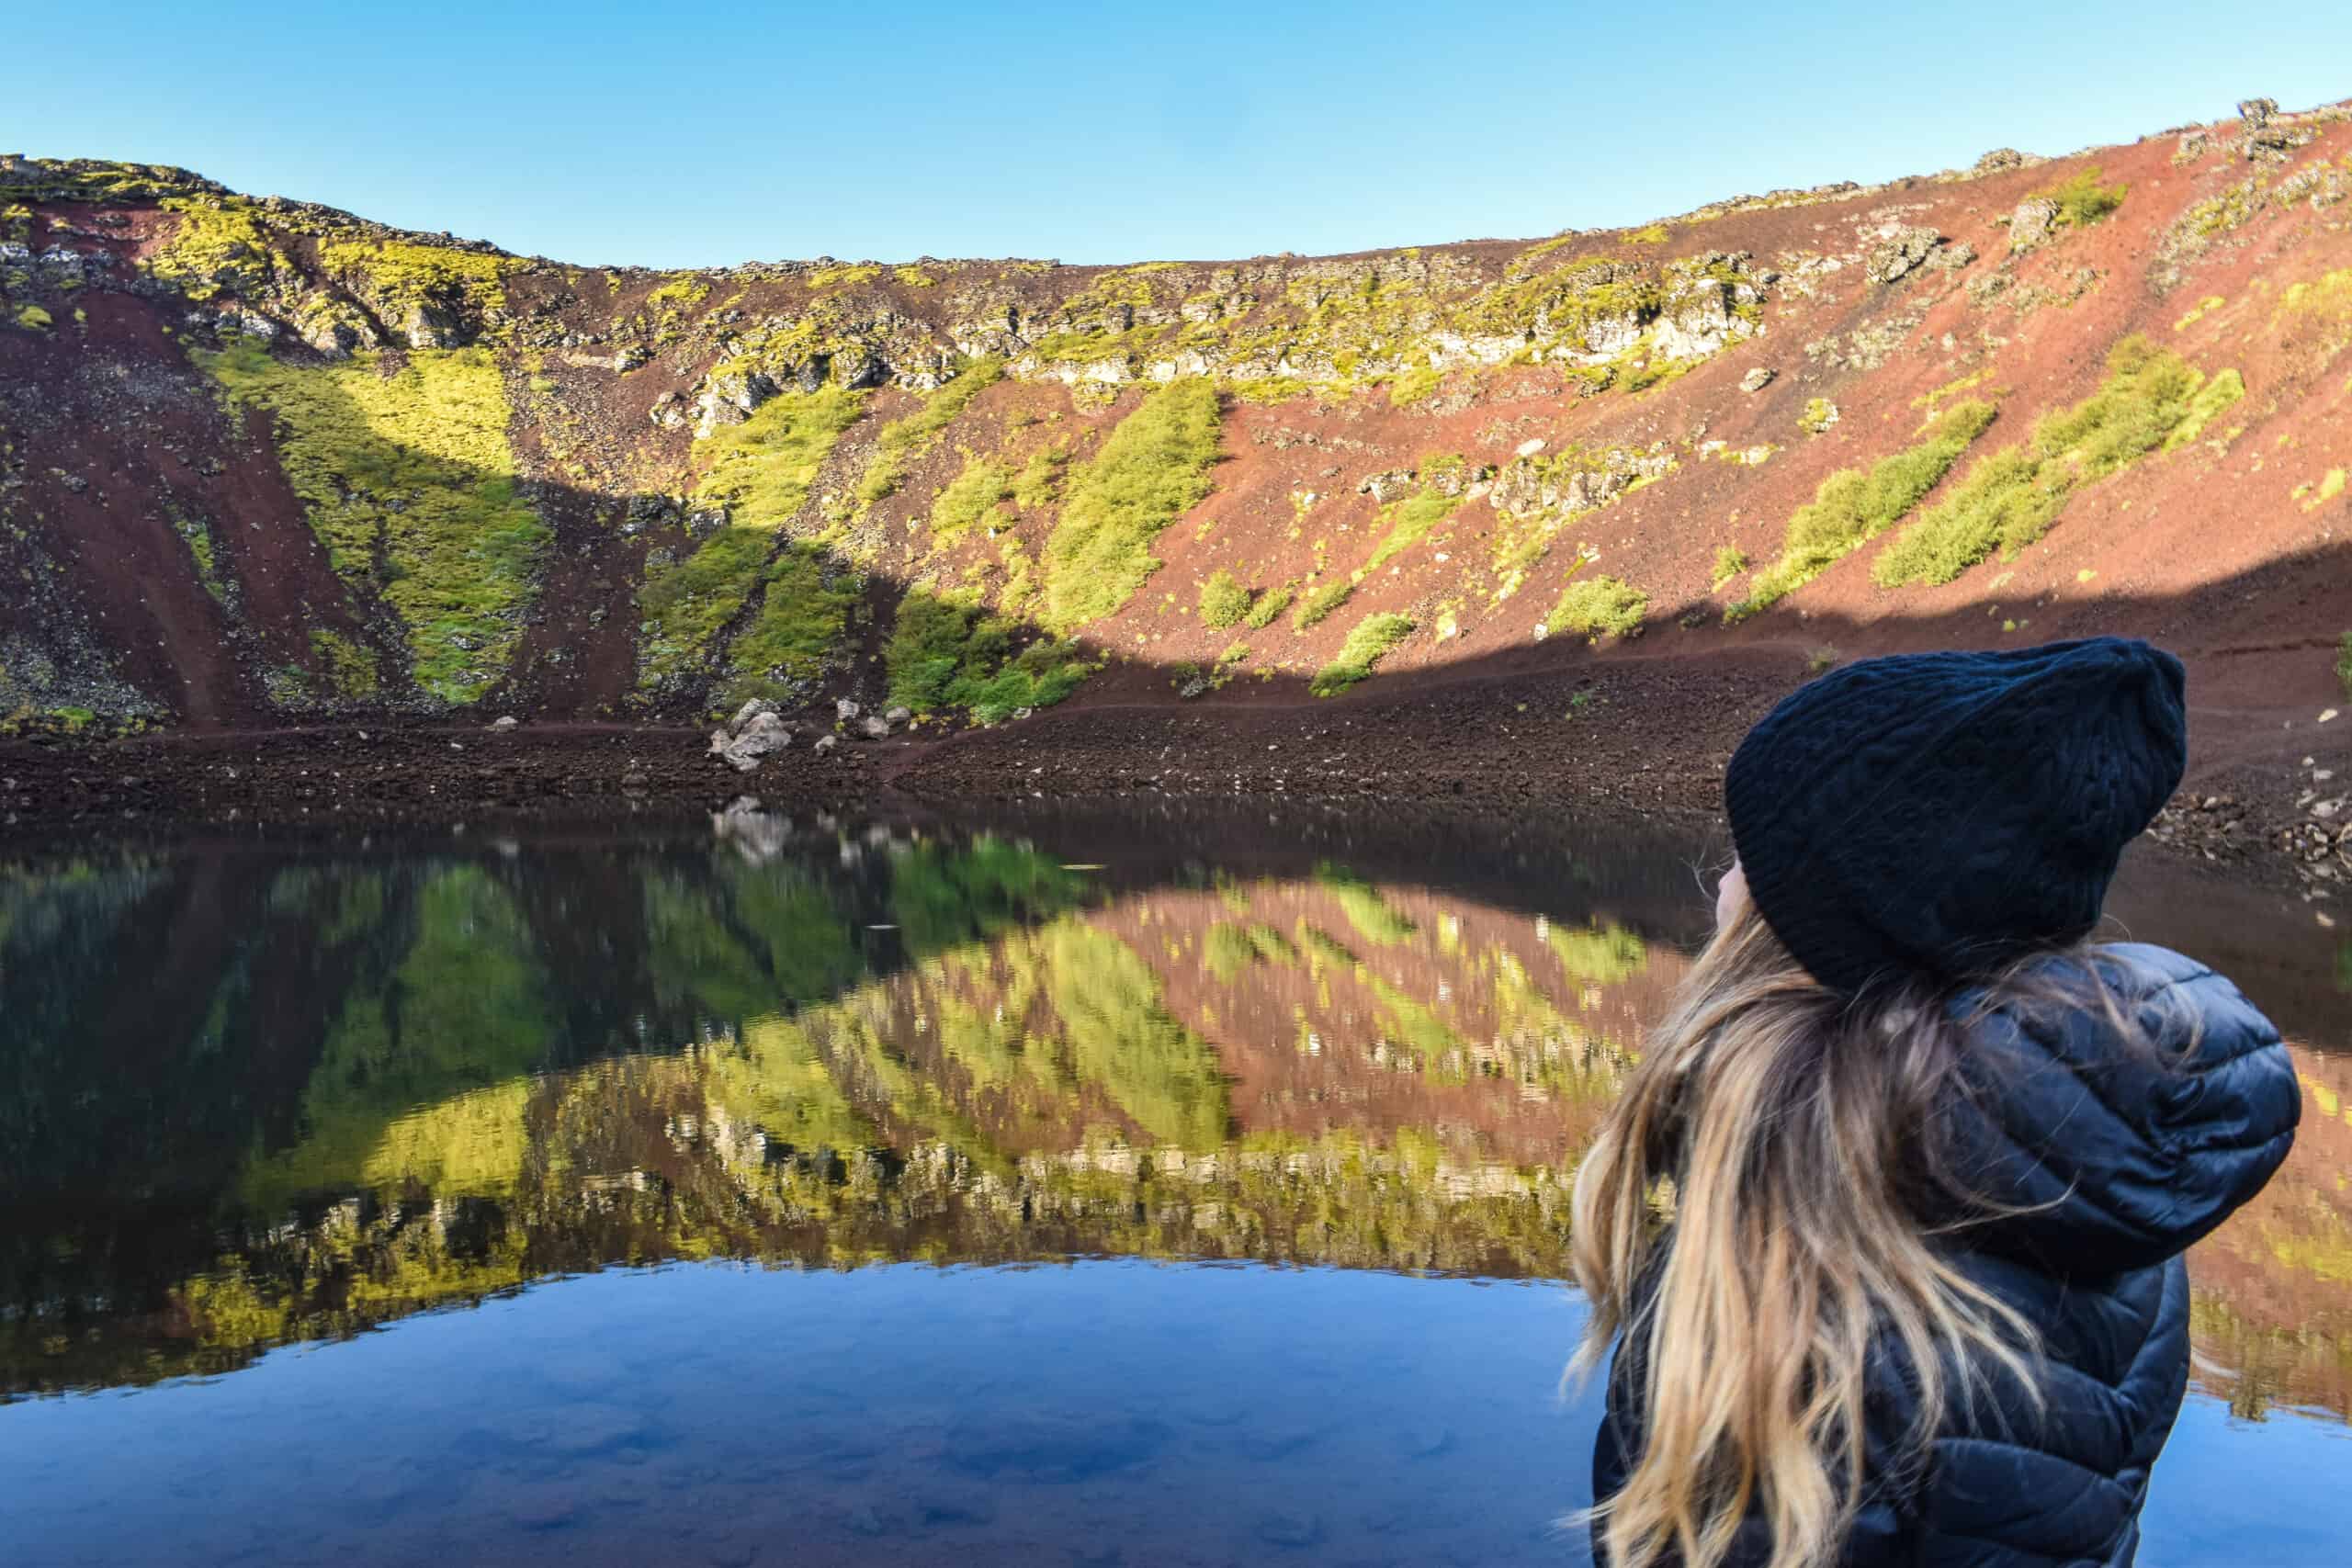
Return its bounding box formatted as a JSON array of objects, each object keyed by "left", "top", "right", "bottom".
[{"left": 1591, "top": 944, "right": 2300, "bottom": 1567}]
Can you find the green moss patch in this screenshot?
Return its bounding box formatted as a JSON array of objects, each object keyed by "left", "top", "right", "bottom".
[
  {"left": 1197, "top": 569, "right": 1250, "bottom": 627},
  {"left": 316, "top": 238, "right": 516, "bottom": 324},
  {"left": 1544, "top": 573, "right": 1647, "bottom": 641},
  {"left": 1244, "top": 583, "right": 1295, "bottom": 629},
  {"left": 149, "top": 197, "right": 279, "bottom": 300},
  {"left": 1729, "top": 399, "right": 1996, "bottom": 618},
  {"left": 722, "top": 546, "right": 862, "bottom": 705},
  {"left": 2038, "top": 166, "right": 2129, "bottom": 230},
  {"left": 198, "top": 337, "right": 548, "bottom": 704},
  {"left": 1310, "top": 612, "right": 1415, "bottom": 696},
  {"left": 640, "top": 385, "right": 865, "bottom": 689},
  {"left": 1292, "top": 579, "right": 1353, "bottom": 630},
  {"left": 854, "top": 356, "right": 1005, "bottom": 507},
  {"left": 308, "top": 629, "right": 381, "bottom": 702},
  {"left": 929, "top": 455, "right": 1016, "bottom": 540},
  {"left": 886, "top": 589, "right": 1092, "bottom": 723},
  {"left": 1361, "top": 481, "right": 1464, "bottom": 579},
  {"left": 1041, "top": 378, "right": 1224, "bottom": 632},
  {"left": 1873, "top": 339, "right": 2233, "bottom": 589}
]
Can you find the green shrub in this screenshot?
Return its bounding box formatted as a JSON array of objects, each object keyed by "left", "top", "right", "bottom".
[
  {"left": 1387, "top": 365, "right": 1441, "bottom": 406},
  {"left": 1310, "top": 613, "right": 1416, "bottom": 696},
  {"left": 1711, "top": 545, "right": 1748, "bottom": 588},
  {"left": 1729, "top": 399, "right": 1996, "bottom": 618},
  {"left": 693, "top": 383, "right": 866, "bottom": 531},
  {"left": 886, "top": 588, "right": 1091, "bottom": 721},
  {"left": 854, "top": 356, "right": 1005, "bottom": 506},
  {"left": 1244, "top": 583, "right": 1295, "bottom": 628},
  {"left": 2161, "top": 368, "right": 2245, "bottom": 452},
  {"left": 1012, "top": 444, "right": 1069, "bottom": 509},
  {"left": 2338, "top": 631, "right": 2352, "bottom": 700},
  {"left": 930, "top": 455, "right": 1015, "bottom": 538},
  {"left": 2041, "top": 166, "right": 2129, "bottom": 229},
  {"left": 1198, "top": 569, "right": 1251, "bottom": 627},
  {"left": 1874, "top": 339, "right": 2223, "bottom": 589},
  {"left": 1293, "top": 579, "right": 1354, "bottom": 629},
  {"left": 1544, "top": 574, "right": 1648, "bottom": 641},
  {"left": 635, "top": 385, "right": 869, "bottom": 687},
  {"left": 1361, "top": 483, "right": 1463, "bottom": 577},
  {"left": 1041, "top": 378, "right": 1223, "bottom": 631},
  {"left": 723, "top": 546, "right": 861, "bottom": 702}
]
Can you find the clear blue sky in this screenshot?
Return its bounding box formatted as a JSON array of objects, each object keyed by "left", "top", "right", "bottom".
[{"left": 11, "top": 2, "right": 2349, "bottom": 268}]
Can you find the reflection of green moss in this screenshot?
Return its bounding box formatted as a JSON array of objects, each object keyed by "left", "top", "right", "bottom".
[
  {"left": 1547, "top": 920, "right": 1647, "bottom": 986},
  {"left": 1204, "top": 920, "right": 1297, "bottom": 982},
  {"left": 242, "top": 866, "right": 554, "bottom": 1210},
  {"left": 1316, "top": 865, "right": 1417, "bottom": 945},
  {"left": 1041, "top": 920, "right": 1230, "bottom": 1148},
  {"left": 889, "top": 836, "right": 1084, "bottom": 958}
]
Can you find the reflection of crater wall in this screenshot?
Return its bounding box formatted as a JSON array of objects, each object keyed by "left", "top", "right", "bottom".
[
  {"left": 2185, "top": 1043, "right": 2352, "bottom": 1421},
  {"left": 1, "top": 818, "right": 2344, "bottom": 1430}
]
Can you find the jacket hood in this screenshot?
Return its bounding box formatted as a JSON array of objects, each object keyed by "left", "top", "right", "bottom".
[{"left": 1938, "top": 942, "right": 2300, "bottom": 1279}]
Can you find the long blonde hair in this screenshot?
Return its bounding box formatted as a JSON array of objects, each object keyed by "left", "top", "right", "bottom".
[{"left": 1569, "top": 894, "right": 2158, "bottom": 1568}]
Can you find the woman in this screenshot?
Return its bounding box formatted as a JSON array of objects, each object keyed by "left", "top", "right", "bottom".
[{"left": 1574, "top": 637, "right": 2300, "bottom": 1568}]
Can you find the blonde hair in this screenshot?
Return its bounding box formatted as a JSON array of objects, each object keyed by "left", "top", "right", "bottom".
[{"left": 1569, "top": 896, "right": 2165, "bottom": 1568}]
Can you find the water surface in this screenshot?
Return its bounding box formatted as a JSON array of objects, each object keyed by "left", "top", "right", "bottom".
[{"left": 2, "top": 806, "right": 2346, "bottom": 1566}]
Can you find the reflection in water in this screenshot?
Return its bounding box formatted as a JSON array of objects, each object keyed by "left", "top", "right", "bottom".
[{"left": 0, "top": 809, "right": 2346, "bottom": 1562}]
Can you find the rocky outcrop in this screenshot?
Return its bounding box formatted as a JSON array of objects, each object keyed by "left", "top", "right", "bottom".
[
  {"left": 2008, "top": 197, "right": 2062, "bottom": 253},
  {"left": 1864, "top": 226, "right": 1942, "bottom": 285},
  {"left": 1487, "top": 446, "right": 1674, "bottom": 519},
  {"left": 708, "top": 701, "right": 795, "bottom": 773}
]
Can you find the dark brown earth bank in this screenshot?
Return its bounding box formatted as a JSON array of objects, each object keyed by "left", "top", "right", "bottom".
[{"left": 4, "top": 649, "right": 2343, "bottom": 908}]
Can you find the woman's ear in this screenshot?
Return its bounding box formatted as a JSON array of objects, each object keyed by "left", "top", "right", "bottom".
[{"left": 1715, "top": 860, "right": 1748, "bottom": 932}]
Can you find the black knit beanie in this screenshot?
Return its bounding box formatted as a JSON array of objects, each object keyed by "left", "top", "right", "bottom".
[{"left": 1724, "top": 637, "right": 2187, "bottom": 995}]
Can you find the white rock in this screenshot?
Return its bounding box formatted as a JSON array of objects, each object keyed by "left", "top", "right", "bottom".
[
  {"left": 490, "top": 716, "right": 519, "bottom": 732},
  {"left": 836, "top": 698, "right": 862, "bottom": 722}
]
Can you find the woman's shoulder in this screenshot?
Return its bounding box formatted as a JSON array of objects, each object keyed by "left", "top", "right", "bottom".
[
  {"left": 1966, "top": 940, "right": 2284, "bottom": 1072},
  {"left": 1940, "top": 942, "right": 2300, "bottom": 1277}
]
